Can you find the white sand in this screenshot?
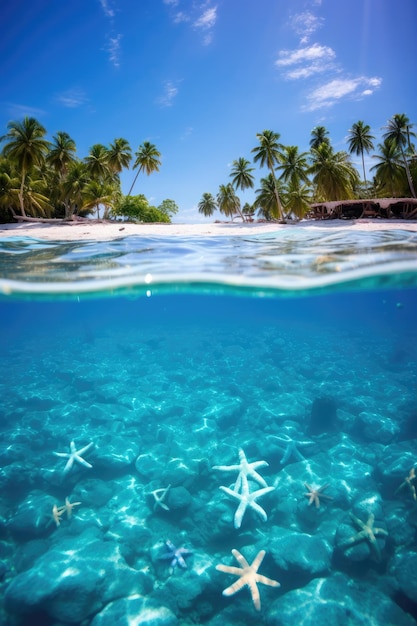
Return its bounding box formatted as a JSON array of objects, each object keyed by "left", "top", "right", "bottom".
[{"left": 0, "top": 219, "right": 417, "bottom": 241}]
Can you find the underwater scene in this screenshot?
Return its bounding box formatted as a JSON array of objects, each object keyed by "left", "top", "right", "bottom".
[{"left": 1, "top": 228, "right": 417, "bottom": 626}]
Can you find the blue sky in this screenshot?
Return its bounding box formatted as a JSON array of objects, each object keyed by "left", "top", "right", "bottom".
[{"left": 1, "top": 0, "right": 416, "bottom": 222}]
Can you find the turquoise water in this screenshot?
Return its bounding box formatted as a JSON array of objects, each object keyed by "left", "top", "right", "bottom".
[{"left": 1, "top": 229, "right": 417, "bottom": 625}]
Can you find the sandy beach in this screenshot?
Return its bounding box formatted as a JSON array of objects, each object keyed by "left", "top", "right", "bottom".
[{"left": 1, "top": 219, "right": 417, "bottom": 241}]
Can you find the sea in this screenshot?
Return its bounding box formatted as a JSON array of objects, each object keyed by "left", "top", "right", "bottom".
[{"left": 0, "top": 227, "right": 417, "bottom": 626}]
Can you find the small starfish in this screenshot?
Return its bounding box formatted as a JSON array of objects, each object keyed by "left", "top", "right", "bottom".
[
  {"left": 52, "top": 503, "right": 65, "bottom": 527},
  {"left": 342, "top": 512, "right": 388, "bottom": 562},
  {"left": 51, "top": 498, "right": 81, "bottom": 527},
  {"left": 269, "top": 434, "right": 314, "bottom": 465},
  {"left": 60, "top": 497, "right": 82, "bottom": 518},
  {"left": 158, "top": 540, "right": 192, "bottom": 573},
  {"left": 53, "top": 441, "right": 94, "bottom": 475},
  {"left": 149, "top": 485, "right": 171, "bottom": 511},
  {"left": 213, "top": 448, "right": 269, "bottom": 492},
  {"left": 396, "top": 467, "right": 417, "bottom": 501},
  {"left": 216, "top": 549, "right": 280, "bottom": 611},
  {"left": 304, "top": 483, "right": 333, "bottom": 508},
  {"left": 220, "top": 473, "right": 274, "bottom": 529},
  {"left": 193, "top": 417, "right": 214, "bottom": 434}
]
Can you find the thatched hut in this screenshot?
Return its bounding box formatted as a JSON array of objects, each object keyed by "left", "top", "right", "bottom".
[{"left": 309, "top": 198, "right": 417, "bottom": 220}]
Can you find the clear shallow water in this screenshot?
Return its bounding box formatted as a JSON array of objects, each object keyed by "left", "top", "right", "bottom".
[
  {"left": 1, "top": 230, "right": 417, "bottom": 625},
  {"left": 1, "top": 227, "right": 417, "bottom": 295}
]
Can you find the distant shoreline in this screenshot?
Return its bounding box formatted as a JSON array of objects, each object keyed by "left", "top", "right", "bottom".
[{"left": 1, "top": 219, "right": 417, "bottom": 241}]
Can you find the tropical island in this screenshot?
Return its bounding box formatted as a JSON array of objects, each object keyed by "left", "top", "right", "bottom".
[{"left": 0, "top": 113, "right": 416, "bottom": 226}]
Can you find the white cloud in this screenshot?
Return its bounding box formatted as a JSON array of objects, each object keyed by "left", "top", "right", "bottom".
[
  {"left": 162, "top": 0, "right": 189, "bottom": 22},
  {"left": 194, "top": 5, "right": 217, "bottom": 44},
  {"left": 55, "top": 88, "right": 88, "bottom": 108},
  {"left": 194, "top": 6, "right": 217, "bottom": 30},
  {"left": 290, "top": 11, "right": 323, "bottom": 44},
  {"left": 201, "top": 32, "right": 213, "bottom": 45},
  {"left": 99, "top": 0, "right": 115, "bottom": 18},
  {"left": 284, "top": 64, "right": 328, "bottom": 80},
  {"left": 277, "top": 43, "right": 336, "bottom": 67},
  {"left": 276, "top": 14, "right": 382, "bottom": 112},
  {"left": 163, "top": 2, "right": 217, "bottom": 45},
  {"left": 156, "top": 81, "right": 180, "bottom": 107},
  {"left": 98, "top": 0, "right": 122, "bottom": 67},
  {"left": 368, "top": 77, "right": 382, "bottom": 87},
  {"left": 304, "top": 76, "right": 382, "bottom": 111},
  {"left": 276, "top": 44, "right": 336, "bottom": 80},
  {"left": 107, "top": 33, "right": 122, "bottom": 67},
  {"left": 173, "top": 11, "right": 189, "bottom": 23}
]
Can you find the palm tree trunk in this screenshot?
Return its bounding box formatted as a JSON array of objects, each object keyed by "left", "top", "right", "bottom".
[
  {"left": 19, "top": 171, "right": 27, "bottom": 217},
  {"left": 400, "top": 146, "right": 416, "bottom": 198},
  {"left": 270, "top": 167, "right": 284, "bottom": 220},
  {"left": 64, "top": 196, "right": 73, "bottom": 220},
  {"left": 361, "top": 152, "right": 367, "bottom": 185},
  {"left": 236, "top": 204, "right": 245, "bottom": 221},
  {"left": 127, "top": 169, "right": 140, "bottom": 196}
]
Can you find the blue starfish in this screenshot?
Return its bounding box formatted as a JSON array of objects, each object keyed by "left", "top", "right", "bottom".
[{"left": 158, "top": 540, "right": 192, "bottom": 573}]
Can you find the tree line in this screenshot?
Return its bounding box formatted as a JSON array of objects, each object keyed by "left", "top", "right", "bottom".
[
  {"left": 0, "top": 118, "right": 177, "bottom": 223},
  {"left": 0, "top": 113, "right": 415, "bottom": 223},
  {"left": 198, "top": 113, "right": 417, "bottom": 221}
]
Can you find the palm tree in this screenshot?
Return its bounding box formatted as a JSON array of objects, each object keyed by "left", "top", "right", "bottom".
[
  {"left": 230, "top": 157, "right": 255, "bottom": 191},
  {"left": 107, "top": 138, "right": 132, "bottom": 177},
  {"left": 20, "top": 172, "right": 52, "bottom": 217},
  {"left": 309, "top": 142, "right": 359, "bottom": 201},
  {"left": 128, "top": 141, "right": 161, "bottom": 196},
  {"left": 62, "top": 161, "right": 89, "bottom": 217},
  {"left": 251, "top": 130, "right": 284, "bottom": 220},
  {"left": 45, "top": 132, "right": 77, "bottom": 218},
  {"left": 254, "top": 174, "right": 285, "bottom": 220},
  {"left": 230, "top": 158, "right": 255, "bottom": 221},
  {"left": 1, "top": 117, "right": 50, "bottom": 217},
  {"left": 277, "top": 145, "right": 310, "bottom": 188},
  {"left": 370, "top": 139, "right": 404, "bottom": 197},
  {"left": 242, "top": 201, "right": 255, "bottom": 221},
  {"left": 0, "top": 157, "right": 20, "bottom": 218},
  {"left": 217, "top": 183, "right": 242, "bottom": 220},
  {"left": 198, "top": 192, "right": 217, "bottom": 217},
  {"left": 84, "top": 144, "right": 111, "bottom": 182},
  {"left": 283, "top": 181, "right": 312, "bottom": 220},
  {"left": 47, "top": 131, "right": 76, "bottom": 178},
  {"left": 82, "top": 180, "right": 115, "bottom": 219},
  {"left": 309, "top": 126, "right": 330, "bottom": 150},
  {"left": 383, "top": 113, "right": 416, "bottom": 197},
  {"left": 347, "top": 121, "right": 375, "bottom": 186}
]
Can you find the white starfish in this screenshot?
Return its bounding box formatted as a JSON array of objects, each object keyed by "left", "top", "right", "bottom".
[
  {"left": 268, "top": 434, "right": 314, "bottom": 465},
  {"left": 220, "top": 473, "right": 275, "bottom": 529},
  {"left": 213, "top": 448, "right": 269, "bottom": 492},
  {"left": 148, "top": 485, "right": 171, "bottom": 511},
  {"left": 53, "top": 441, "right": 94, "bottom": 475}
]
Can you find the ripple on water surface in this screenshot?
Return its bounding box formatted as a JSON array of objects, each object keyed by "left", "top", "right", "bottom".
[{"left": 1, "top": 228, "right": 417, "bottom": 296}]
